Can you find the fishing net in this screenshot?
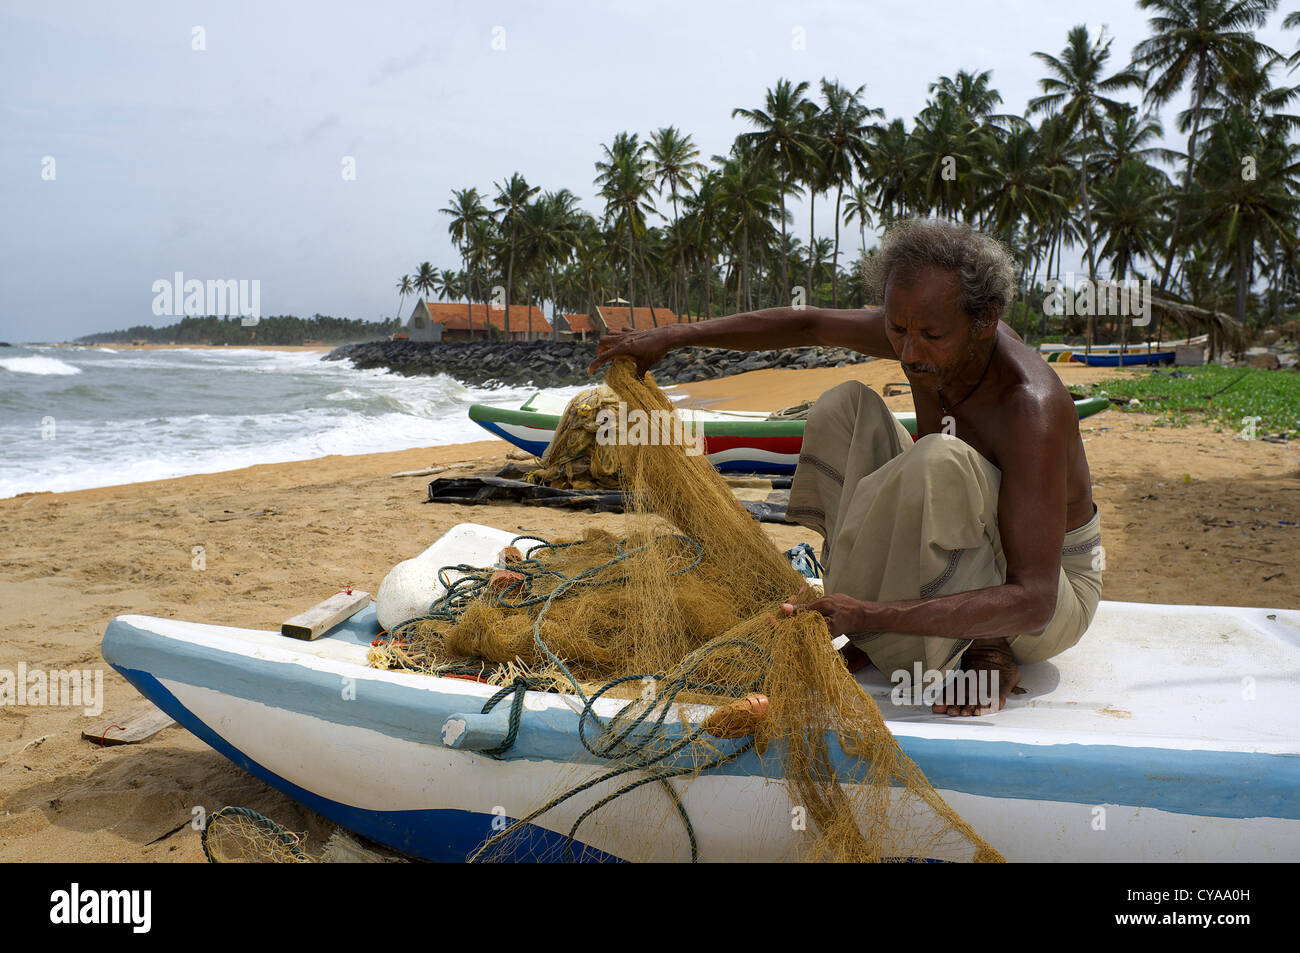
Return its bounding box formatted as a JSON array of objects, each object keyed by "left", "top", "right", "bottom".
[
  {"left": 201, "top": 807, "right": 409, "bottom": 863},
  {"left": 523, "top": 385, "right": 623, "bottom": 489},
  {"left": 201, "top": 807, "right": 309, "bottom": 863},
  {"left": 371, "top": 359, "right": 1003, "bottom": 863}
]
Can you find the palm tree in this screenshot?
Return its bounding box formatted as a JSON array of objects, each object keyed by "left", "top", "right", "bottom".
[
  {"left": 1192, "top": 106, "right": 1300, "bottom": 321},
  {"left": 816, "top": 79, "right": 882, "bottom": 306},
  {"left": 1030, "top": 25, "right": 1142, "bottom": 351},
  {"left": 435, "top": 268, "right": 459, "bottom": 302},
  {"left": 595, "top": 134, "right": 660, "bottom": 325},
  {"left": 1092, "top": 158, "right": 1168, "bottom": 343},
  {"left": 1094, "top": 104, "right": 1180, "bottom": 178},
  {"left": 972, "top": 119, "right": 1065, "bottom": 333},
  {"left": 863, "top": 118, "right": 909, "bottom": 222},
  {"left": 465, "top": 218, "right": 497, "bottom": 340},
  {"left": 733, "top": 79, "right": 820, "bottom": 301},
  {"left": 1130, "top": 0, "right": 1280, "bottom": 291},
  {"left": 440, "top": 187, "right": 490, "bottom": 338},
  {"left": 909, "top": 90, "right": 983, "bottom": 221},
  {"left": 413, "top": 262, "right": 437, "bottom": 307},
  {"left": 715, "top": 143, "right": 780, "bottom": 312},
  {"left": 520, "top": 189, "right": 580, "bottom": 339},
  {"left": 685, "top": 169, "right": 725, "bottom": 319},
  {"left": 842, "top": 181, "right": 876, "bottom": 262},
  {"left": 394, "top": 274, "right": 414, "bottom": 324},
  {"left": 492, "top": 173, "right": 540, "bottom": 337},
  {"left": 647, "top": 127, "right": 705, "bottom": 317}
]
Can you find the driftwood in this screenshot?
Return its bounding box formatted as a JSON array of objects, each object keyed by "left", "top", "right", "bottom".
[
  {"left": 207, "top": 508, "right": 275, "bottom": 522},
  {"left": 389, "top": 465, "right": 449, "bottom": 479}
]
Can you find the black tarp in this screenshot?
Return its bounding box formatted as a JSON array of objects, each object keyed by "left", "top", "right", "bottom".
[{"left": 425, "top": 475, "right": 794, "bottom": 524}]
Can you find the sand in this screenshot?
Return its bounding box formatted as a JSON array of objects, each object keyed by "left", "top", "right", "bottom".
[{"left": 1, "top": 358, "right": 1296, "bottom": 862}]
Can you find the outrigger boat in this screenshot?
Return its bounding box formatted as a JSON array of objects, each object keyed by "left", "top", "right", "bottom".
[
  {"left": 469, "top": 394, "right": 1112, "bottom": 474},
  {"left": 1040, "top": 335, "right": 1204, "bottom": 365},
  {"left": 101, "top": 522, "right": 1300, "bottom": 863}
]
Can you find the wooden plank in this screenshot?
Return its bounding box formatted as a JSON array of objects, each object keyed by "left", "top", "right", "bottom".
[
  {"left": 82, "top": 703, "right": 176, "bottom": 746},
  {"left": 280, "top": 589, "right": 371, "bottom": 641}
]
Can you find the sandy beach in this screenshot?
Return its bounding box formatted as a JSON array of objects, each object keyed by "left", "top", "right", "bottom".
[{"left": 1, "top": 358, "right": 1297, "bottom": 862}]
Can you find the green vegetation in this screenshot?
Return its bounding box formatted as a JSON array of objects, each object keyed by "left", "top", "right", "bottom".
[
  {"left": 406, "top": 2, "right": 1300, "bottom": 342},
  {"left": 77, "top": 314, "right": 400, "bottom": 346},
  {"left": 1074, "top": 365, "right": 1300, "bottom": 436}
]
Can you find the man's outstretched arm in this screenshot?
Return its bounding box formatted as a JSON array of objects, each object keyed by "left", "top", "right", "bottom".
[{"left": 587, "top": 306, "right": 897, "bottom": 376}]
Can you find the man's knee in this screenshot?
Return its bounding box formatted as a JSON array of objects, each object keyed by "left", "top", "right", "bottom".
[{"left": 889, "top": 433, "right": 985, "bottom": 489}]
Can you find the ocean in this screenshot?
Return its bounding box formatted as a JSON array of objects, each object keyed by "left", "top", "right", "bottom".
[{"left": 0, "top": 345, "right": 587, "bottom": 499}]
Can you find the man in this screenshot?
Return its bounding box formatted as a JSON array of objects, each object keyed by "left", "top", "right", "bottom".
[{"left": 587, "top": 219, "right": 1102, "bottom": 716}]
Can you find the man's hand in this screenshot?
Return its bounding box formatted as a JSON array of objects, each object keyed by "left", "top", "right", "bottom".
[
  {"left": 587, "top": 327, "right": 672, "bottom": 377},
  {"left": 780, "top": 592, "right": 870, "bottom": 638}
]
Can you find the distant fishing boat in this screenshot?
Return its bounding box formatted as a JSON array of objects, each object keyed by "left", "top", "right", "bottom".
[
  {"left": 1040, "top": 334, "right": 1205, "bottom": 364},
  {"left": 1078, "top": 350, "right": 1176, "bottom": 367},
  {"left": 100, "top": 521, "right": 1300, "bottom": 862},
  {"left": 469, "top": 395, "right": 1111, "bottom": 474}
]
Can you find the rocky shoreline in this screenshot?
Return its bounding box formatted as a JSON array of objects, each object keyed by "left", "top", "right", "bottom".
[{"left": 322, "top": 339, "right": 873, "bottom": 388}]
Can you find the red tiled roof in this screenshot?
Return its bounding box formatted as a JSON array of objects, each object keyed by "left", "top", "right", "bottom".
[
  {"left": 595, "top": 306, "right": 691, "bottom": 331},
  {"left": 563, "top": 313, "right": 596, "bottom": 333},
  {"left": 412, "top": 300, "right": 552, "bottom": 334}
]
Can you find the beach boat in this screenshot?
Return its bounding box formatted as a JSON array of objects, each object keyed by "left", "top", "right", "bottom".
[
  {"left": 1038, "top": 334, "right": 1206, "bottom": 355},
  {"left": 470, "top": 396, "right": 1111, "bottom": 474},
  {"left": 1078, "top": 350, "right": 1176, "bottom": 367},
  {"left": 101, "top": 522, "right": 1300, "bottom": 863}
]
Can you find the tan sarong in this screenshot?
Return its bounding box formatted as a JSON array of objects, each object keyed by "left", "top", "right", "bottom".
[{"left": 787, "top": 381, "right": 1102, "bottom": 676}]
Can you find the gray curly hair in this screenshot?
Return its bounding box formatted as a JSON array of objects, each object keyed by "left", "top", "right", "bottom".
[{"left": 864, "top": 219, "right": 1016, "bottom": 330}]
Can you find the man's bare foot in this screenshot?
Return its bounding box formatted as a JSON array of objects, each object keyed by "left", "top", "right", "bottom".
[
  {"left": 931, "top": 638, "right": 1020, "bottom": 716},
  {"left": 839, "top": 641, "right": 872, "bottom": 674}
]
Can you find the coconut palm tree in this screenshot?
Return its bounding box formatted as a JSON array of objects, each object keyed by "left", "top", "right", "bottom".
[
  {"left": 1094, "top": 104, "right": 1180, "bottom": 179},
  {"left": 595, "top": 133, "right": 660, "bottom": 324},
  {"left": 863, "top": 118, "right": 909, "bottom": 222},
  {"left": 394, "top": 275, "right": 414, "bottom": 324},
  {"left": 440, "top": 187, "right": 490, "bottom": 338},
  {"left": 647, "top": 127, "right": 705, "bottom": 317},
  {"left": 842, "top": 180, "right": 876, "bottom": 262},
  {"left": 816, "top": 79, "right": 882, "bottom": 306},
  {"left": 715, "top": 143, "right": 780, "bottom": 312},
  {"left": 1130, "top": 0, "right": 1280, "bottom": 291},
  {"left": 492, "top": 173, "right": 540, "bottom": 337},
  {"left": 1092, "top": 158, "right": 1169, "bottom": 343},
  {"left": 435, "top": 268, "right": 459, "bottom": 302},
  {"left": 973, "top": 119, "right": 1066, "bottom": 331},
  {"left": 1191, "top": 106, "right": 1300, "bottom": 321},
  {"left": 413, "top": 262, "right": 438, "bottom": 307},
  {"left": 733, "top": 79, "right": 820, "bottom": 301},
  {"left": 1030, "top": 25, "right": 1142, "bottom": 351},
  {"left": 684, "top": 169, "right": 725, "bottom": 320}
]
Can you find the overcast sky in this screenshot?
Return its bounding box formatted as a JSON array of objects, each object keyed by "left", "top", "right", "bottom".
[{"left": 2, "top": 0, "right": 1296, "bottom": 343}]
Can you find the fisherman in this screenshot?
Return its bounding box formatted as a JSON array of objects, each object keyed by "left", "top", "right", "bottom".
[{"left": 588, "top": 218, "right": 1102, "bottom": 716}]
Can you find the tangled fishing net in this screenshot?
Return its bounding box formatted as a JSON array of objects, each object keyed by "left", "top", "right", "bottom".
[{"left": 371, "top": 359, "right": 1003, "bottom": 863}]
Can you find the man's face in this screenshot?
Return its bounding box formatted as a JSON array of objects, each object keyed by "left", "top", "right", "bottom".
[{"left": 884, "top": 264, "right": 988, "bottom": 391}]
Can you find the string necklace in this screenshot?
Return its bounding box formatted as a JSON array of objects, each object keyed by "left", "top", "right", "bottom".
[{"left": 939, "top": 331, "right": 999, "bottom": 415}]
